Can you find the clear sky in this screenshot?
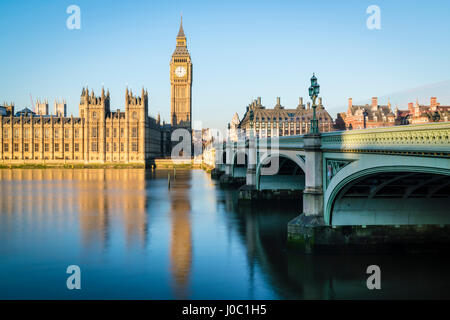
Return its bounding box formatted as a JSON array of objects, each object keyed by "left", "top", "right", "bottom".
[{"left": 1, "top": 0, "right": 450, "bottom": 132}]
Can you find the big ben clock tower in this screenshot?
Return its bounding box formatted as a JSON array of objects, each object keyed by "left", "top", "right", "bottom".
[{"left": 170, "top": 16, "right": 193, "bottom": 132}]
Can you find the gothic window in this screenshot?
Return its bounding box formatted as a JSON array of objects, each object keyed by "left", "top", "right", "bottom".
[
  {"left": 14, "top": 143, "right": 19, "bottom": 152},
  {"left": 120, "top": 128, "right": 124, "bottom": 138},
  {"left": 91, "top": 127, "right": 98, "bottom": 138},
  {"left": 132, "top": 127, "right": 137, "bottom": 138},
  {"left": 132, "top": 112, "right": 137, "bottom": 119},
  {"left": 54, "top": 129, "right": 59, "bottom": 139},
  {"left": 14, "top": 128, "right": 19, "bottom": 138},
  {"left": 74, "top": 143, "right": 79, "bottom": 152},
  {"left": 113, "top": 143, "right": 117, "bottom": 152},
  {"left": 106, "top": 128, "right": 109, "bottom": 138},
  {"left": 92, "top": 112, "right": 97, "bottom": 119},
  {"left": 113, "top": 128, "right": 117, "bottom": 138},
  {"left": 34, "top": 129, "right": 39, "bottom": 138},
  {"left": 65, "top": 129, "right": 69, "bottom": 139},
  {"left": 120, "top": 143, "right": 124, "bottom": 152},
  {"left": 132, "top": 142, "right": 138, "bottom": 152},
  {"left": 24, "top": 143, "right": 29, "bottom": 152},
  {"left": 44, "top": 129, "right": 49, "bottom": 139},
  {"left": 24, "top": 128, "right": 29, "bottom": 138},
  {"left": 65, "top": 144, "right": 69, "bottom": 152},
  {"left": 4, "top": 144, "right": 8, "bottom": 152},
  {"left": 44, "top": 143, "right": 49, "bottom": 152},
  {"left": 34, "top": 144, "right": 39, "bottom": 152},
  {"left": 91, "top": 142, "right": 98, "bottom": 152},
  {"left": 106, "top": 143, "right": 109, "bottom": 152},
  {"left": 54, "top": 143, "right": 59, "bottom": 152},
  {"left": 3, "top": 129, "right": 8, "bottom": 138}
]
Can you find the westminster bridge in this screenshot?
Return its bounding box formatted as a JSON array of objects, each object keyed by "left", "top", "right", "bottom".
[{"left": 213, "top": 122, "right": 450, "bottom": 252}]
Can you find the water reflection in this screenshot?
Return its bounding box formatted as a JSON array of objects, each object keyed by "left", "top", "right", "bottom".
[
  {"left": 0, "top": 169, "right": 149, "bottom": 251},
  {"left": 168, "top": 171, "right": 192, "bottom": 299},
  {"left": 221, "top": 195, "right": 450, "bottom": 299},
  {"left": 1, "top": 169, "right": 450, "bottom": 299}
]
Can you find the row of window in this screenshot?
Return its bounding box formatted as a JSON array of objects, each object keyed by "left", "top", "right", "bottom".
[
  {"left": 3, "top": 143, "right": 78, "bottom": 153},
  {"left": 251, "top": 122, "right": 331, "bottom": 129},
  {"left": 80, "top": 110, "right": 140, "bottom": 119},
  {"left": 3, "top": 142, "right": 139, "bottom": 153},
  {"left": 251, "top": 118, "right": 328, "bottom": 123},
  {"left": 104, "top": 127, "right": 138, "bottom": 138},
  {"left": 3, "top": 128, "right": 81, "bottom": 139},
  {"left": 2, "top": 127, "right": 139, "bottom": 139}
]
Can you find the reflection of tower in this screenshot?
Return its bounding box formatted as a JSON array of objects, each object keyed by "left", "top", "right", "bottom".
[{"left": 169, "top": 173, "right": 192, "bottom": 299}]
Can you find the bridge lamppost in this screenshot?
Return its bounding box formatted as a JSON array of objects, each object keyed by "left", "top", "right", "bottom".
[
  {"left": 308, "top": 73, "right": 320, "bottom": 134},
  {"left": 363, "top": 110, "right": 368, "bottom": 129}
]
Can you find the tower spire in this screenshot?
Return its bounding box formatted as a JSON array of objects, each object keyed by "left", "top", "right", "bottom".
[{"left": 177, "top": 14, "right": 185, "bottom": 38}]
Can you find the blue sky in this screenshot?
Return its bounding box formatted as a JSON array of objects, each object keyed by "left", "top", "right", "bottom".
[{"left": 1, "top": 0, "right": 450, "bottom": 132}]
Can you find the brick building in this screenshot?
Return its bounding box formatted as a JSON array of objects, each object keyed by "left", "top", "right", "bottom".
[
  {"left": 335, "top": 97, "right": 396, "bottom": 130},
  {"left": 396, "top": 97, "right": 450, "bottom": 125}
]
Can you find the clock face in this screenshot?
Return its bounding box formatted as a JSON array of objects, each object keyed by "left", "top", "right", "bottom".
[{"left": 175, "top": 66, "right": 187, "bottom": 78}]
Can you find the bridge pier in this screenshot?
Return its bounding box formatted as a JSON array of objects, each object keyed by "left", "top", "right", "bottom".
[
  {"left": 210, "top": 163, "right": 225, "bottom": 179},
  {"left": 288, "top": 134, "right": 325, "bottom": 253},
  {"left": 246, "top": 136, "right": 257, "bottom": 187},
  {"left": 218, "top": 141, "right": 245, "bottom": 186}
]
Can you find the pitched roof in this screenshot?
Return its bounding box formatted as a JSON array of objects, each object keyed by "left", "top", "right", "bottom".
[{"left": 177, "top": 17, "right": 185, "bottom": 38}]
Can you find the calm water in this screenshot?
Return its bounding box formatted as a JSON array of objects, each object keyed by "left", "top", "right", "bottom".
[{"left": 1, "top": 169, "right": 450, "bottom": 299}]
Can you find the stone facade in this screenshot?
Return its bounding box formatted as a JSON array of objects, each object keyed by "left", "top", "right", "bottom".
[
  {"left": 229, "top": 113, "right": 240, "bottom": 142},
  {"left": 239, "top": 96, "right": 334, "bottom": 138},
  {"left": 54, "top": 100, "right": 67, "bottom": 117},
  {"left": 0, "top": 87, "right": 162, "bottom": 164}
]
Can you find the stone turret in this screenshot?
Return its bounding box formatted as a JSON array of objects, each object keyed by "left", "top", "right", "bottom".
[
  {"left": 36, "top": 99, "right": 49, "bottom": 116},
  {"left": 54, "top": 99, "right": 67, "bottom": 117},
  {"left": 297, "top": 97, "right": 305, "bottom": 110}
]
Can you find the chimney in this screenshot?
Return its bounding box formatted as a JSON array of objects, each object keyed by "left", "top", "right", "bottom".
[
  {"left": 276, "top": 97, "right": 281, "bottom": 105},
  {"left": 307, "top": 102, "right": 311, "bottom": 110},
  {"left": 299, "top": 97, "right": 303, "bottom": 105},
  {"left": 430, "top": 97, "right": 438, "bottom": 108},
  {"left": 348, "top": 98, "right": 353, "bottom": 109},
  {"left": 408, "top": 102, "right": 414, "bottom": 112},
  {"left": 318, "top": 97, "right": 323, "bottom": 106},
  {"left": 372, "top": 97, "right": 378, "bottom": 109},
  {"left": 257, "top": 97, "right": 261, "bottom": 106}
]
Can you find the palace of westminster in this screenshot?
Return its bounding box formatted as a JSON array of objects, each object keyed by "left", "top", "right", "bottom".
[
  {"left": 1, "top": 19, "right": 448, "bottom": 164},
  {"left": 0, "top": 19, "right": 192, "bottom": 165}
]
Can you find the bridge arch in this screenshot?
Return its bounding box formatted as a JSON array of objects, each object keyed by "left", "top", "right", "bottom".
[
  {"left": 324, "top": 156, "right": 450, "bottom": 226},
  {"left": 231, "top": 151, "right": 248, "bottom": 178},
  {"left": 256, "top": 152, "right": 306, "bottom": 191}
]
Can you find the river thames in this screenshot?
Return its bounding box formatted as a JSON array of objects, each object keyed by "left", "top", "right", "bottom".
[{"left": 1, "top": 169, "right": 450, "bottom": 299}]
